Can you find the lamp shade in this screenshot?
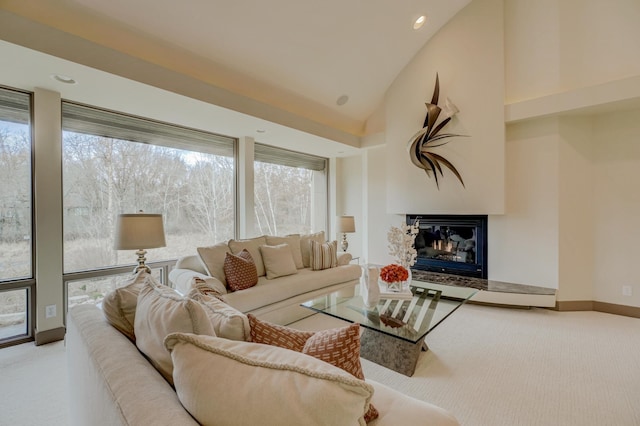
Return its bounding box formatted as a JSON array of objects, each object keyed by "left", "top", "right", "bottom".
[
  {"left": 115, "top": 213, "right": 166, "bottom": 250},
  {"left": 337, "top": 216, "right": 356, "bottom": 233}
]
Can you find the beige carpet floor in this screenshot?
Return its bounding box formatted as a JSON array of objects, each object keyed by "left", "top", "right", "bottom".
[{"left": 1, "top": 304, "right": 639, "bottom": 426}]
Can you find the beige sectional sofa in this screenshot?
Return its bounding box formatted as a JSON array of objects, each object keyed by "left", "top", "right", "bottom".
[
  {"left": 169, "top": 233, "right": 364, "bottom": 324},
  {"left": 67, "top": 301, "right": 460, "bottom": 426}
]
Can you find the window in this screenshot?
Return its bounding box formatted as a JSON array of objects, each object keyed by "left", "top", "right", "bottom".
[
  {"left": 254, "top": 143, "right": 327, "bottom": 235},
  {"left": 0, "top": 87, "right": 33, "bottom": 344},
  {"left": 61, "top": 102, "right": 235, "bottom": 277}
]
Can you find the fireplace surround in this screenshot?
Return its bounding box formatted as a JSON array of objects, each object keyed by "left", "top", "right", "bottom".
[{"left": 407, "top": 214, "right": 488, "bottom": 279}]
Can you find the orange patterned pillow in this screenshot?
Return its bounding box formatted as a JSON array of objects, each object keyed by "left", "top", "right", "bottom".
[
  {"left": 248, "top": 315, "right": 379, "bottom": 422},
  {"left": 223, "top": 249, "right": 258, "bottom": 292},
  {"left": 248, "top": 314, "right": 314, "bottom": 352},
  {"left": 302, "top": 324, "right": 379, "bottom": 422}
]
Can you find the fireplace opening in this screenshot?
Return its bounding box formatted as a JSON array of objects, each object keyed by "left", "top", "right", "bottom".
[{"left": 407, "top": 214, "right": 488, "bottom": 279}]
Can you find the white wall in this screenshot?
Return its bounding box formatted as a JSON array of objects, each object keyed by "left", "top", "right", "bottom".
[
  {"left": 383, "top": 0, "right": 505, "bottom": 215},
  {"left": 592, "top": 108, "right": 640, "bottom": 307},
  {"left": 557, "top": 117, "right": 595, "bottom": 302},
  {"left": 489, "top": 118, "right": 560, "bottom": 288},
  {"left": 335, "top": 156, "right": 364, "bottom": 259}
]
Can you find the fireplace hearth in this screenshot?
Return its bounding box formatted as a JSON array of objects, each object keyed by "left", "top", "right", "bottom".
[{"left": 407, "top": 214, "right": 488, "bottom": 279}]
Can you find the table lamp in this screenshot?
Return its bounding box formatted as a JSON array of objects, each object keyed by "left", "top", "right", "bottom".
[
  {"left": 115, "top": 212, "right": 166, "bottom": 273},
  {"left": 337, "top": 215, "right": 355, "bottom": 252}
]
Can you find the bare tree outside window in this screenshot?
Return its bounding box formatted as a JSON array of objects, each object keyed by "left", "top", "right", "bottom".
[{"left": 254, "top": 161, "right": 313, "bottom": 236}]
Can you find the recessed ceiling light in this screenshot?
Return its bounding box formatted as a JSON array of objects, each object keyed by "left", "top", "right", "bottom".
[
  {"left": 413, "top": 15, "right": 427, "bottom": 30},
  {"left": 256, "top": 129, "right": 266, "bottom": 133},
  {"left": 51, "top": 74, "right": 77, "bottom": 84},
  {"left": 336, "top": 95, "right": 349, "bottom": 106}
]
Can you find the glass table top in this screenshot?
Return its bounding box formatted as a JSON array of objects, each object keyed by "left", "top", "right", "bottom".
[{"left": 301, "top": 279, "right": 478, "bottom": 344}]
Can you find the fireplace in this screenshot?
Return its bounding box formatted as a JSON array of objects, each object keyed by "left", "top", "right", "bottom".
[{"left": 407, "top": 214, "right": 488, "bottom": 279}]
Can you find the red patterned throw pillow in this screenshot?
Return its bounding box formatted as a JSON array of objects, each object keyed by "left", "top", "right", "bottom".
[
  {"left": 247, "top": 315, "right": 379, "bottom": 422},
  {"left": 223, "top": 249, "right": 258, "bottom": 292},
  {"left": 248, "top": 314, "right": 314, "bottom": 352}
]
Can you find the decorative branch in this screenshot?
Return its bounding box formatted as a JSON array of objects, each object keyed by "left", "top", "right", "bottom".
[{"left": 407, "top": 73, "right": 467, "bottom": 189}]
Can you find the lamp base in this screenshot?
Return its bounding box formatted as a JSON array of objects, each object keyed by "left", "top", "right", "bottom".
[
  {"left": 134, "top": 249, "right": 151, "bottom": 274},
  {"left": 341, "top": 233, "right": 349, "bottom": 252}
]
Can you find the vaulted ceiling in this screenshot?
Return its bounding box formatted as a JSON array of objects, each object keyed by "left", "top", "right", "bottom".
[{"left": 0, "top": 0, "right": 471, "bottom": 149}]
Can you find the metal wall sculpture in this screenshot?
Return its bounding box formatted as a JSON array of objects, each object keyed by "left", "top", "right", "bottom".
[{"left": 407, "top": 74, "right": 466, "bottom": 188}]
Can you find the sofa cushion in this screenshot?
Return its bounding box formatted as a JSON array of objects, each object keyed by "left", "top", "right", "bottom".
[
  {"left": 223, "top": 265, "right": 362, "bottom": 313},
  {"left": 224, "top": 249, "right": 259, "bottom": 291},
  {"left": 228, "top": 236, "right": 267, "bottom": 276},
  {"left": 299, "top": 231, "right": 325, "bottom": 268},
  {"left": 187, "top": 288, "right": 250, "bottom": 341},
  {"left": 266, "top": 234, "right": 304, "bottom": 269},
  {"left": 248, "top": 313, "right": 314, "bottom": 351},
  {"left": 310, "top": 240, "right": 338, "bottom": 271},
  {"left": 102, "top": 270, "right": 150, "bottom": 341},
  {"left": 165, "top": 333, "right": 374, "bottom": 426},
  {"left": 260, "top": 243, "right": 298, "bottom": 279},
  {"left": 197, "top": 241, "right": 231, "bottom": 286},
  {"left": 134, "top": 281, "right": 215, "bottom": 384}
]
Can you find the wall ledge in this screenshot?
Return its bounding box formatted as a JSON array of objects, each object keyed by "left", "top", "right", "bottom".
[{"left": 505, "top": 74, "right": 640, "bottom": 124}]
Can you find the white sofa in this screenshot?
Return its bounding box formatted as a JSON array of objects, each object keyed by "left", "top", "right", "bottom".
[
  {"left": 67, "top": 303, "right": 460, "bottom": 426},
  {"left": 169, "top": 234, "right": 364, "bottom": 324}
]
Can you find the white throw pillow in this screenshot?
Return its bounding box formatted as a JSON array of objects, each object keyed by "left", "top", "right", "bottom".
[
  {"left": 165, "top": 333, "right": 373, "bottom": 426},
  {"left": 196, "top": 241, "right": 231, "bottom": 286},
  {"left": 266, "top": 235, "right": 304, "bottom": 269},
  {"left": 260, "top": 243, "right": 298, "bottom": 279},
  {"left": 228, "top": 236, "right": 267, "bottom": 277},
  {"left": 300, "top": 231, "right": 325, "bottom": 268},
  {"left": 102, "top": 270, "right": 151, "bottom": 341},
  {"left": 187, "top": 288, "right": 250, "bottom": 341},
  {"left": 134, "top": 281, "right": 215, "bottom": 384}
]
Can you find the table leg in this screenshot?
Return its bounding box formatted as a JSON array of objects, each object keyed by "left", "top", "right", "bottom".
[{"left": 360, "top": 328, "right": 424, "bottom": 376}]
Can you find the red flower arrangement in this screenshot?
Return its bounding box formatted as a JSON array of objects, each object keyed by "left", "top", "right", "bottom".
[{"left": 379, "top": 264, "right": 409, "bottom": 284}]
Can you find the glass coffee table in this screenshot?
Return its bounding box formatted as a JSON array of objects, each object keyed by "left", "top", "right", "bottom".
[{"left": 301, "top": 279, "right": 477, "bottom": 376}]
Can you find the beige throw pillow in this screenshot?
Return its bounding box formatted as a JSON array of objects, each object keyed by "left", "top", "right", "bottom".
[
  {"left": 165, "top": 333, "right": 374, "bottom": 426},
  {"left": 197, "top": 241, "right": 231, "bottom": 286},
  {"left": 228, "top": 236, "right": 267, "bottom": 276},
  {"left": 300, "top": 231, "right": 325, "bottom": 268},
  {"left": 266, "top": 235, "right": 304, "bottom": 269},
  {"left": 310, "top": 240, "right": 338, "bottom": 271},
  {"left": 102, "top": 270, "right": 151, "bottom": 341},
  {"left": 187, "top": 288, "right": 250, "bottom": 341},
  {"left": 134, "top": 281, "right": 215, "bottom": 384},
  {"left": 260, "top": 244, "right": 298, "bottom": 279}
]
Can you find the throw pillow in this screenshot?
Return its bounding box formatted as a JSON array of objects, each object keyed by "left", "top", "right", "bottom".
[
  {"left": 188, "top": 288, "right": 250, "bottom": 341},
  {"left": 303, "top": 324, "right": 379, "bottom": 422},
  {"left": 266, "top": 235, "right": 304, "bottom": 269},
  {"left": 190, "top": 276, "right": 227, "bottom": 299},
  {"left": 196, "top": 241, "right": 231, "bottom": 286},
  {"left": 310, "top": 240, "right": 338, "bottom": 271},
  {"left": 165, "top": 333, "right": 374, "bottom": 426},
  {"left": 260, "top": 244, "right": 298, "bottom": 279},
  {"left": 228, "top": 236, "right": 267, "bottom": 277},
  {"left": 223, "top": 249, "right": 259, "bottom": 291},
  {"left": 299, "top": 231, "right": 325, "bottom": 268},
  {"left": 248, "top": 315, "right": 379, "bottom": 422},
  {"left": 134, "top": 281, "right": 215, "bottom": 384},
  {"left": 102, "top": 270, "right": 151, "bottom": 342},
  {"left": 248, "top": 314, "right": 314, "bottom": 352}
]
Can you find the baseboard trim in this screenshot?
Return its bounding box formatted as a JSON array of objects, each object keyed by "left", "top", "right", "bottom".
[
  {"left": 35, "top": 326, "right": 66, "bottom": 346},
  {"left": 555, "top": 300, "right": 594, "bottom": 311},
  {"left": 593, "top": 301, "right": 640, "bottom": 319},
  {"left": 556, "top": 300, "right": 640, "bottom": 319}
]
